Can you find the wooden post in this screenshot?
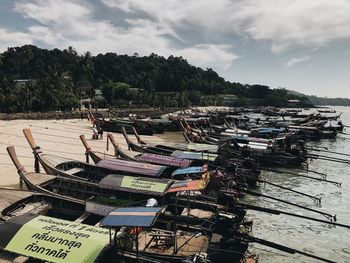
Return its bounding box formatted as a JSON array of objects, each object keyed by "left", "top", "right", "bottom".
[
  {"left": 174, "top": 195, "right": 178, "bottom": 255},
  {"left": 19, "top": 177, "right": 23, "bottom": 189},
  {"left": 136, "top": 233, "right": 139, "bottom": 262},
  {"left": 85, "top": 152, "right": 89, "bottom": 163},
  {"left": 34, "top": 154, "right": 40, "bottom": 173}
]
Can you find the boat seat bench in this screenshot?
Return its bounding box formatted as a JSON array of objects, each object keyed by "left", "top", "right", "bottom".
[{"left": 64, "top": 167, "right": 84, "bottom": 175}]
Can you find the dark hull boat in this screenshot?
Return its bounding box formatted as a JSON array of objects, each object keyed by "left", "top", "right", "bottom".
[
  {"left": 0, "top": 190, "right": 84, "bottom": 223},
  {"left": 23, "top": 128, "right": 178, "bottom": 180},
  {"left": 182, "top": 121, "right": 308, "bottom": 168},
  {"left": 80, "top": 134, "right": 193, "bottom": 170},
  {"left": 88, "top": 111, "right": 156, "bottom": 135},
  {"left": 8, "top": 145, "right": 248, "bottom": 221},
  {"left": 0, "top": 199, "right": 252, "bottom": 263},
  {"left": 9, "top": 145, "right": 231, "bottom": 213},
  {"left": 23, "top": 129, "right": 248, "bottom": 199},
  {"left": 124, "top": 127, "right": 305, "bottom": 168},
  {"left": 81, "top": 133, "right": 257, "bottom": 191},
  {"left": 7, "top": 146, "right": 253, "bottom": 262},
  {"left": 121, "top": 129, "right": 261, "bottom": 188},
  {"left": 288, "top": 126, "right": 337, "bottom": 140},
  {"left": 123, "top": 127, "right": 219, "bottom": 157},
  {"left": 97, "top": 207, "right": 252, "bottom": 263}
]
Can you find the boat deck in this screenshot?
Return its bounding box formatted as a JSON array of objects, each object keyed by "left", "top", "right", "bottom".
[
  {"left": 0, "top": 189, "right": 32, "bottom": 213},
  {"left": 0, "top": 252, "right": 28, "bottom": 263},
  {"left": 181, "top": 208, "right": 214, "bottom": 219},
  {"left": 40, "top": 154, "right": 72, "bottom": 168},
  {"left": 25, "top": 172, "right": 54, "bottom": 186},
  {"left": 138, "top": 230, "right": 209, "bottom": 257}
]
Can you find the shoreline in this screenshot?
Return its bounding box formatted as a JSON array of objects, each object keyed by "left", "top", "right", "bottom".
[
  {"left": 0, "top": 107, "right": 183, "bottom": 121},
  {"left": 0, "top": 119, "right": 165, "bottom": 187}
]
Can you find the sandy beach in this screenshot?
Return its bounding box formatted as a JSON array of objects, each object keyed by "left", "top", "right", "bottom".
[{"left": 0, "top": 118, "right": 165, "bottom": 188}]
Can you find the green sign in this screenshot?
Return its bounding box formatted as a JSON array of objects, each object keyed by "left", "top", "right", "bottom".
[
  {"left": 121, "top": 176, "right": 168, "bottom": 193},
  {"left": 5, "top": 216, "right": 113, "bottom": 263}
]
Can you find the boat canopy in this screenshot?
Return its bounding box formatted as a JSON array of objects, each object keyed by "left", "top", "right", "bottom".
[
  {"left": 138, "top": 153, "right": 192, "bottom": 168},
  {"left": 229, "top": 135, "right": 271, "bottom": 144},
  {"left": 171, "top": 150, "right": 218, "bottom": 162},
  {"left": 172, "top": 166, "right": 207, "bottom": 177},
  {"left": 258, "top": 127, "right": 285, "bottom": 134},
  {"left": 224, "top": 129, "right": 251, "bottom": 135},
  {"left": 98, "top": 175, "right": 172, "bottom": 195},
  {"left": 166, "top": 179, "right": 207, "bottom": 193},
  {"left": 177, "top": 143, "right": 218, "bottom": 153},
  {"left": 0, "top": 214, "right": 112, "bottom": 263},
  {"left": 97, "top": 159, "right": 167, "bottom": 177},
  {"left": 100, "top": 207, "right": 162, "bottom": 228},
  {"left": 237, "top": 143, "right": 268, "bottom": 150}
]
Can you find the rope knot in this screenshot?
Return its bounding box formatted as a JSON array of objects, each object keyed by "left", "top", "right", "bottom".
[{"left": 18, "top": 165, "right": 26, "bottom": 173}]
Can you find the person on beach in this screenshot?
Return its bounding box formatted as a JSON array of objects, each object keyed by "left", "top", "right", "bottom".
[
  {"left": 98, "top": 127, "right": 104, "bottom": 139},
  {"left": 92, "top": 127, "right": 98, "bottom": 140}
]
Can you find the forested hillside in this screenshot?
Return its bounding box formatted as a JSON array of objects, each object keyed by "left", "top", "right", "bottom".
[
  {"left": 0, "top": 45, "right": 311, "bottom": 113},
  {"left": 308, "top": 96, "right": 350, "bottom": 106}
]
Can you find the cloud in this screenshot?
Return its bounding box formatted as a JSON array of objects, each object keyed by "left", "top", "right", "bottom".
[
  {"left": 175, "top": 44, "right": 239, "bottom": 69},
  {"left": 6, "top": 0, "right": 238, "bottom": 71},
  {"left": 14, "top": 0, "right": 91, "bottom": 24},
  {"left": 100, "top": 0, "right": 133, "bottom": 13},
  {"left": 0, "top": 28, "right": 33, "bottom": 51},
  {"left": 286, "top": 55, "right": 310, "bottom": 68},
  {"left": 101, "top": 0, "right": 350, "bottom": 53}
]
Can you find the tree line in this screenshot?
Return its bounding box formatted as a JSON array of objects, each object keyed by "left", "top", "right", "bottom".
[
  {"left": 0, "top": 45, "right": 311, "bottom": 113},
  {"left": 308, "top": 95, "right": 350, "bottom": 106}
]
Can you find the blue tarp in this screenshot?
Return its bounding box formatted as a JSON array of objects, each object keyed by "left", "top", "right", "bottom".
[
  {"left": 229, "top": 135, "right": 249, "bottom": 141},
  {"left": 172, "top": 166, "right": 205, "bottom": 176},
  {"left": 100, "top": 207, "right": 161, "bottom": 228},
  {"left": 171, "top": 150, "right": 218, "bottom": 161},
  {"left": 258, "top": 128, "right": 285, "bottom": 134}
]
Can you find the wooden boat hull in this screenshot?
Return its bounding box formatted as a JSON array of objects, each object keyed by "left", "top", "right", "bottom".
[{"left": 95, "top": 118, "right": 155, "bottom": 135}]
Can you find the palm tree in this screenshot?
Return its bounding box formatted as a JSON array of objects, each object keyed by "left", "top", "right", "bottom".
[{"left": 20, "top": 45, "right": 34, "bottom": 78}]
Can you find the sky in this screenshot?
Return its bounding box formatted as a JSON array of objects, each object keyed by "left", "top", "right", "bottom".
[{"left": 0, "top": 0, "right": 350, "bottom": 98}]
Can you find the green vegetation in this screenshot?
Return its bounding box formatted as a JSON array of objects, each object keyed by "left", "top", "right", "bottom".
[
  {"left": 308, "top": 95, "right": 350, "bottom": 106},
  {"left": 0, "top": 45, "right": 312, "bottom": 113}
]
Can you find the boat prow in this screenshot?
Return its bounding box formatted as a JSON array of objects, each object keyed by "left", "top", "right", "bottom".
[{"left": 23, "top": 128, "right": 37, "bottom": 150}]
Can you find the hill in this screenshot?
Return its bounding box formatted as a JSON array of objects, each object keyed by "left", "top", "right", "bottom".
[
  {"left": 286, "top": 89, "right": 350, "bottom": 106},
  {"left": 0, "top": 45, "right": 311, "bottom": 113}
]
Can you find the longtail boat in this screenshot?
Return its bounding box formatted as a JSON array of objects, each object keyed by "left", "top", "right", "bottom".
[
  {"left": 0, "top": 163, "right": 250, "bottom": 263},
  {"left": 82, "top": 133, "right": 261, "bottom": 191},
  {"left": 8, "top": 146, "right": 232, "bottom": 212},
  {"left": 124, "top": 126, "right": 305, "bottom": 167},
  {"left": 24, "top": 128, "right": 221, "bottom": 185},
  {"left": 97, "top": 207, "right": 251, "bottom": 263},
  {"left": 122, "top": 127, "right": 219, "bottom": 159},
  {"left": 80, "top": 134, "right": 193, "bottom": 169},
  {"left": 23, "top": 128, "right": 179, "bottom": 180},
  {"left": 0, "top": 190, "right": 84, "bottom": 223},
  {"left": 7, "top": 145, "right": 253, "bottom": 253},
  {"left": 0, "top": 206, "right": 252, "bottom": 263},
  {"left": 24, "top": 129, "right": 247, "bottom": 199},
  {"left": 0, "top": 214, "right": 114, "bottom": 263},
  {"left": 88, "top": 110, "right": 156, "bottom": 135}
]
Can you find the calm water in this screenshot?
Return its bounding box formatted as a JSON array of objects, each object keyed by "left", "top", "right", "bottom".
[
  {"left": 160, "top": 106, "right": 350, "bottom": 262},
  {"left": 245, "top": 106, "right": 350, "bottom": 263}
]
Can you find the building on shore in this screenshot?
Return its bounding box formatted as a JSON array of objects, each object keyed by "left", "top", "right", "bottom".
[{"left": 222, "top": 94, "right": 238, "bottom": 106}]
